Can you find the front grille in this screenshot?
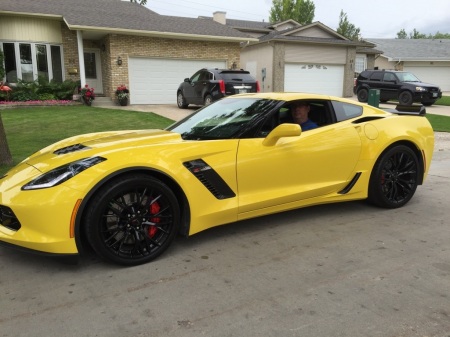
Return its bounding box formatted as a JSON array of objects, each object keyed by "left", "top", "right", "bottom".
[{"left": 0, "top": 205, "right": 21, "bottom": 231}]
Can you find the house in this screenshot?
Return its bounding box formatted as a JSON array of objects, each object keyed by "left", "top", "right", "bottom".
[
  {"left": 0, "top": 0, "right": 257, "bottom": 104},
  {"left": 367, "top": 38, "right": 450, "bottom": 91},
  {"left": 207, "top": 12, "right": 375, "bottom": 97},
  {"left": 1, "top": 0, "right": 378, "bottom": 104}
]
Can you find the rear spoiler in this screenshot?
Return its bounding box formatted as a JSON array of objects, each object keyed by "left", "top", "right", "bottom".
[{"left": 383, "top": 104, "right": 426, "bottom": 116}]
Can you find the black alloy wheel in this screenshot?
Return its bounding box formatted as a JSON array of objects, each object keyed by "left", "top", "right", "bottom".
[
  {"left": 368, "top": 145, "right": 419, "bottom": 208},
  {"left": 398, "top": 91, "right": 413, "bottom": 105},
  {"left": 85, "top": 174, "right": 180, "bottom": 265}
]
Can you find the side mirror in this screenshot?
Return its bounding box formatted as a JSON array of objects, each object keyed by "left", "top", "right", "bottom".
[
  {"left": 262, "top": 124, "right": 301, "bottom": 146},
  {"left": 184, "top": 78, "right": 190, "bottom": 83}
]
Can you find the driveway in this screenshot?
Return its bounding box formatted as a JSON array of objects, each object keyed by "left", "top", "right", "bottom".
[{"left": 1, "top": 100, "right": 450, "bottom": 337}]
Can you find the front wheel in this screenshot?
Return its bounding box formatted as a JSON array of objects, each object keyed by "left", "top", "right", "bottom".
[
  {"left": 85, "top": 174, "right": 180, "bottom": 266},
  {"left": 398, "top": 91, "right": 413, "bottom": 105},
  {"left": 177, "top": 91, "right": 188, "bottom": 108},
  {"left": 357, "top": 89, "right": 368, "bottom": 102},
  {"left": 368, "top": 145, "right": 419, "bottom": 208}
]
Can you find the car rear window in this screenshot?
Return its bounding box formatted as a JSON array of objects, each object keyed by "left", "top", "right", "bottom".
[{"left": 219, "top": 72, "right": 255, "bottom": 81}]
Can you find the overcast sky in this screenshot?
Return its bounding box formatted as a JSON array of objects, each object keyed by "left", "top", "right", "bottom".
[{"left": 145, "top": 0, "right": 450, "bottom": 38}]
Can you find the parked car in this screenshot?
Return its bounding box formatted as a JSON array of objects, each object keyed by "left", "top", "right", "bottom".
[
  {"left": 0, "top": 93, "right": 434, "bottom": 266},
  {"left": 354, "top": 69, "right": 442, "bottom": 106},
  {"left": 177, "top": 68, "right": 259, "bottom": 108}
]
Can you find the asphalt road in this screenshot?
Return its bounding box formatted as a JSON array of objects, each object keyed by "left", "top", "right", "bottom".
[{"left": 1, "top": 131, "right": 449, "bottom": 335}]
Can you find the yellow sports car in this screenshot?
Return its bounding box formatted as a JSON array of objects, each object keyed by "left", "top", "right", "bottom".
[{"left": 0, "top": 93, "right": 434, "bottom": 265}]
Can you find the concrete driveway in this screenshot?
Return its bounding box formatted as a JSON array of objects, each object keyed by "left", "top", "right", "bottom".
[{"left": 1, "top": 100, "right": 450, "bottom": 337}]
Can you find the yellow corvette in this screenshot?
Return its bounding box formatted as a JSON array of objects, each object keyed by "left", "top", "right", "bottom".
[{"left": 0, "top": 93, "right": 434, "bottom": 265}]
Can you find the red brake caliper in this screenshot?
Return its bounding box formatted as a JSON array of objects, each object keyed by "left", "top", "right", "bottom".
[{"left": 148, "top": 201, "right": 160, "bottom": 238}]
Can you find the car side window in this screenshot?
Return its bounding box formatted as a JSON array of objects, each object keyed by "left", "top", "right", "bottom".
[
  {"left": 332, "top": 101, "right": 363, "bottom": 122},
  {"left": 190, "top": 71, "right": 202, "bottom": 82},
  {"left": 369, "top": 72, "right": 383, "bottom": 81},
  {"left": 383, "top": 73, "right": 396, "bottom": 82}
]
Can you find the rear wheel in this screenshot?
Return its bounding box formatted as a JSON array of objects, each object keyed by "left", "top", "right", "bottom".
[
  {"left": 204, "top": 94, "right": 213, "bottom": 106},
  {"left": 368, "top": 145, "right": 419, "bottom": 208},
  {"left": 357, "top": 88, "right": 368, "bottom": 102},
  {"left": 177, "top": 91, "right": 188, "bottom": 109},
  {"left": 398, "top": 91, "right": 413, "bottom": 105},
  {"left": 85, "top": 174, "right": 180, "bottom": 266}
]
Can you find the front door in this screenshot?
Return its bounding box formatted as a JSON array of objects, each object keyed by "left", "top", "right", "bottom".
[{"left": 84, "top": 50, "right": 103, "bottom": 94}]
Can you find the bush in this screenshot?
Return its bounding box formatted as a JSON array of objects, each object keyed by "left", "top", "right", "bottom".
[{"left": 5, "top": 78, "right": 79, "bottom": 102}]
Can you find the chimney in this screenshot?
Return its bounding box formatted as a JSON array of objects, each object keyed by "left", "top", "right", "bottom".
[{"left": 213, "top": 11, "right": 226, "bottom": 25}]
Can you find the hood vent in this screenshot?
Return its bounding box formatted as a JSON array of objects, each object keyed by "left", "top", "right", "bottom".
[{"left": 53, "top": 144, "right": 89, "bottom": 155}]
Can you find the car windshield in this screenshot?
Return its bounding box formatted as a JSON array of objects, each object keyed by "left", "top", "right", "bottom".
[
  {"left": 397, "top": 72, "right": 421, "bottom": 82},
  {"left": 167, "top": 98, "right": 279, "bottom": 140}
]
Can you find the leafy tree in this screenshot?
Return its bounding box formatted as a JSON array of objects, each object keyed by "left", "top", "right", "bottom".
[
  {"left": 410, "top": 28, "right": 427, "bottom": 39},
  {"left": 269, "top": 0, "right": 315, "bottom": 25},
  {"left": 396, "top": 29, "right": 408, "bottom": 39},
  {"left": 130, "top": 0, "right": 147, "bottom": 5},
  {"left": 336, "top": 10, "right": 360, "bottom": 41}
]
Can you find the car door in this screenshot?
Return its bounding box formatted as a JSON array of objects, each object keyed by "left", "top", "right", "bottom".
[
  {"left": 183, "top": 70, "right": 202, "bottom": 104},
  {"left": 382, "top": 72, "right": 399, "bottom": 100},
  {"left": 236, "top": 121, "right": 362, "bottom": 217}
]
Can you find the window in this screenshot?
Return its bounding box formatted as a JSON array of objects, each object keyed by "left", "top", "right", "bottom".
[
  {"left": 369, "top": 72, "right": 383, "bottom": 81},
  {"left": 332, "top": 101, "right": 363, "bottom": 122},
  {"left": 355, "top": 57, "right": 366, "bottom": 74},
  {"left": 0, "top": 42, "right": 64, "bottom": 83}
]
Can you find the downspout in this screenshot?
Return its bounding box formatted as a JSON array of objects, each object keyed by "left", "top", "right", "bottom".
[{"left": 76, "top": 30, "right": 86, "bottom": 87}]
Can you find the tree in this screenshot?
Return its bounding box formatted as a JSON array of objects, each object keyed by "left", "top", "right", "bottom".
[
  {"left": 396, "top": 29, "right": 408, "bottom": 39},
  {"left": 130, "top": 0, "right": 147, "bottom": 5},
  {"left": 269, "top": 0, "right": 315, "bottom": 25},
  {"left": 336, "top": 10, "right": 360, "bottom": 41},
  {"left": 0, "top": 115, "right": 13, "bottom": 166},
  {"left": 410, "top": 28, "right": 427, "bottom": 39}
]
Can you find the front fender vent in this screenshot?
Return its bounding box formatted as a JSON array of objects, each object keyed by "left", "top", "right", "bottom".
[
  {"left": 53, "top": 144, "right": 89, "bottom": 155},
  {"left": 183, "top": 159, "right": 236, "bottom": 200},
  {"left": 0, "top": 205, "right": 21, "bottom": 231}
]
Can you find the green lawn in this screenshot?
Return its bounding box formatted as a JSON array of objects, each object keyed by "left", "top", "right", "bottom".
[
  {"left": 0, "top": 104, "right": 449, "bottom": 175},
  {"left": 436, "top": 95, "right": 450, "bottom": 106},
  {"left": 0, "top": 106, "right": 174, "bottom": 174}
]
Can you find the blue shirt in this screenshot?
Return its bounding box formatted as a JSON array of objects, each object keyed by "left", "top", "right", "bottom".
[{"left": 300, "top": 119, "right": 318, "bottom": 131}]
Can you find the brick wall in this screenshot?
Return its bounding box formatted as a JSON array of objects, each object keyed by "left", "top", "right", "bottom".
[{"left": 60, "top": 27, "right": 241, "bottom": 101}]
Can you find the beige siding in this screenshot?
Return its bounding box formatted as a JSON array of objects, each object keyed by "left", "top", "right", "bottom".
[
  {"left": 292, "top": 27, "right": 336, "bottom": 39},
  {"left": 240, "top": 44, "right": 274, "bottom": 92},
  {"left": 0, "top": 15, "right": 62, "bottom": 43},
  {"left": 374, "top": 56, "right": 397, "bottom": 70},
  {"left": 285, "top": 44, "right": 346, "bottom": 64}
]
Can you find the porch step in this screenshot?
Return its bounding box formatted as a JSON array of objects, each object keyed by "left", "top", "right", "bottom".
[{"left": 92, "top": 96, "right": 116, "bottom": 107}]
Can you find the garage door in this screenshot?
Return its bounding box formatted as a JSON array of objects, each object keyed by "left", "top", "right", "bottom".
[
  {"left": 129, "top": 58, "right": 226, "bottom": 104},
  {"left": 284, "top": 63, "right": 344, "bottom": 96},
  {"left": 404, "top": 66, "right": 450, "bottom": 92}
]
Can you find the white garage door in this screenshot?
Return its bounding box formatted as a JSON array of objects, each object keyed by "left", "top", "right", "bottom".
[
  {"left": 284, "top": 63, "right": 344, "bottom": 96},
  {"left": 403, "top": 66, "right": 450, "bottom": 92},
  {"left": 129, "top": 58, "right": 227, "bottom": 104}
]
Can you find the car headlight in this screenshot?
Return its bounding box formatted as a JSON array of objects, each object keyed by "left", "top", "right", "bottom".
[
  {"left": 22, "top": 157, "right": 106, "bottom": 190},
  {"left": 415, "top": 86, "right": 427, "bottom": 92}
]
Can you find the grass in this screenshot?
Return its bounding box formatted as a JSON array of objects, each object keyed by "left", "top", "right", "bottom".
[
  {"left": 0, "top": 104, "right": 449, "bottom": 176},
  {"left": 436, "top": 96, "right": 450, "bottom": 106},
  {"left": 0, "top": 106, "right": 174, "bottom": 174}
]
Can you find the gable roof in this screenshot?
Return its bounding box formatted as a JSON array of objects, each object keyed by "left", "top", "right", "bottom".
[
  {"left": 0, "top": 0, "right": 257, "bottom": 42},
  {"left": 368, "top": 38, "right": 450, "bottom": 61}
]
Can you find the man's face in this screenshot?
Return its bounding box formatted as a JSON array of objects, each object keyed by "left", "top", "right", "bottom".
[{"left": 291, "top": 104, "right": 310, "bottom": 124}]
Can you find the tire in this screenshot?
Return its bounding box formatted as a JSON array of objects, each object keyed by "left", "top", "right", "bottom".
[
  {"left": 368, "top": 145, "right": 419, "bottom": 209},
  {"left": 204, "top": 94, "right": 213, "bottom": 106},
  {"left": 421, "top": 100, "right": 436, "bottom": 106},
  {"left": 85, "top": 174, "right": 180, "bottom": 266},
  {"left": 357, "top": 88, "right": 368, "bottom": 102},
  {"left": 177, "top": 91, "right": 188, "bottom": 109},
  {"left": 398, "top": 91, "right": 413, "bottom": 106}
]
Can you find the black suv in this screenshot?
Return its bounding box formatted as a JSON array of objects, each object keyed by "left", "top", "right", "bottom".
[
  {"left": 177, "top": 68, "right": 259, "bottom": 108},
  {"left": 354, "top": 69, "right": 442, "bottom": 106}
]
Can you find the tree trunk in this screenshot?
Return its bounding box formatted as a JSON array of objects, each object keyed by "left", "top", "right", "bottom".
[{"left": 0, "top": 113, "right": 13, "bottom": 166}]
